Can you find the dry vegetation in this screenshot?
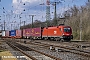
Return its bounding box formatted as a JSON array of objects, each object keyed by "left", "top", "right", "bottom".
[
  {"left": 64, "top": 3, "right": 90, "bottom": 41},
  {"left": 21, "top": 2, "right": 90, "bottom": 41}
]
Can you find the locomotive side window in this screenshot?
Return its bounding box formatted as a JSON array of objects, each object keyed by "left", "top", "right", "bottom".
[{"left": 64, "top": 28, "right": 70, "bottom": 32}]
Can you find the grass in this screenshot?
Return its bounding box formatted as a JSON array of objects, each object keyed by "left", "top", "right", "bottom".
[{"left": 0, "top": 51, "right": 17, "bottom": 60}]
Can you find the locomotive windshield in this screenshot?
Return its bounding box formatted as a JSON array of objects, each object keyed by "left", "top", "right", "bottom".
[{"left": 64, "top": 28, "right": 71, "bottom": 32}]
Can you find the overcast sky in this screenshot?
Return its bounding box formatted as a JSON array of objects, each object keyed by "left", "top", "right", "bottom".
[{"left": 0, "top": 0, "right": 87, "bottom": 30}]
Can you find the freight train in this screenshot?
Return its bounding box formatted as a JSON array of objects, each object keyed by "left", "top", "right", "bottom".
[{"left": 1, "top": 25, "right": 73, "bottom": 41}]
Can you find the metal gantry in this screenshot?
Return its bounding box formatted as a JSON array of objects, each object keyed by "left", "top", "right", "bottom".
[{"left": 46, "top": 0, "right": 50, "bottom": 27}]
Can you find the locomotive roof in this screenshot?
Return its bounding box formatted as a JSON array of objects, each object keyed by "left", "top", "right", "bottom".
[{"left": 44, "top": 26, "right": 71, "bottom": 29}]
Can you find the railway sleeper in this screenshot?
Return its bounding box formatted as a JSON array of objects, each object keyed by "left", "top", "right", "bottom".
[
  {"left": 17, "top": 42, "right": 61, "bottom": 60},
  {"left": 6, "top": 42, "right": 37, "bottom": 60},
  {"left": 49, "top": 45, "right": 90, "bottom": 57}
]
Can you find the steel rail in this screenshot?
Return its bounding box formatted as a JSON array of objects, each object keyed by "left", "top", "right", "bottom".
[{"left": 6, "top": 41, "right": 37, "bottom": 60}]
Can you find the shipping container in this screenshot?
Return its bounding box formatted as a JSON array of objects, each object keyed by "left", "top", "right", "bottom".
[
  {"left": 5, "top": 30, "right": 9, "bottom": 38},
  {"left": 9, "top": 30, "right": 16, "bottom": 37},
  {"left": 31, "top": 27, "right": 41, "bottom": 37},
  {"left": 23, "top": 28, "right": 31, "bottom": 38},
  {"left": 16, "top": 30, "right": 22, "bottom": 38},
  {"left": 2, "top": 31, "right": 5, "bottom": 37}
]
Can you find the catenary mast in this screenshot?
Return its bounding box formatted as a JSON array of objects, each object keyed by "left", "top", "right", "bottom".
[{"left": 46, "top": 0, "right": 50, "bottom": 27}]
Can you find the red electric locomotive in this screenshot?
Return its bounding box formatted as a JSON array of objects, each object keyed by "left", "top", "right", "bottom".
[{"left": 42, "top": 25, "right": 73, "bottom": 41}]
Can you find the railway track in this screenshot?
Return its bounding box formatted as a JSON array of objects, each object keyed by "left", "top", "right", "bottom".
[
  {"left": 5, "top": 40, "right": 61, "bottom": 60},
  {"left": 15, "top": 40, "right": 90, "bottom": 60},
  {"left": 2, "top": 39, "right": 90, "bottom": 60},
  {"left": 6, "top": 41, "right": 37, "bottom": 60},
  {"left": 17, "top": 39, "right": 90, "bottom": 58},
  {"left": 16, "top": 39, "right": 90, "bottom": 48}
]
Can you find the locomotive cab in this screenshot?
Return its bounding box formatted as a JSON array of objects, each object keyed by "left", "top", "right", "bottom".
[{"left": 62, "top": 27, "right": 73, "bottom": 41}]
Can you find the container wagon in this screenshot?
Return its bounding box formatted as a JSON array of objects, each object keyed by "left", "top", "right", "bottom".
[
  {"left": 9, "top": 30, "right": 16, "bottom": 38},
  {"left": 31, "top": 27, "right": 42, "bottom": 39},
  {"left": 23, "top": 28, "right": 31, "bottom": 39},
  {"left": 2, "top": 30, "right": 6, "bottom": 38},
  {"left": 5, "top": 30, "right": 9, "bottom": 38},
  {"left": 16, "top": 30, "right": 22, "bottom": 38}
]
